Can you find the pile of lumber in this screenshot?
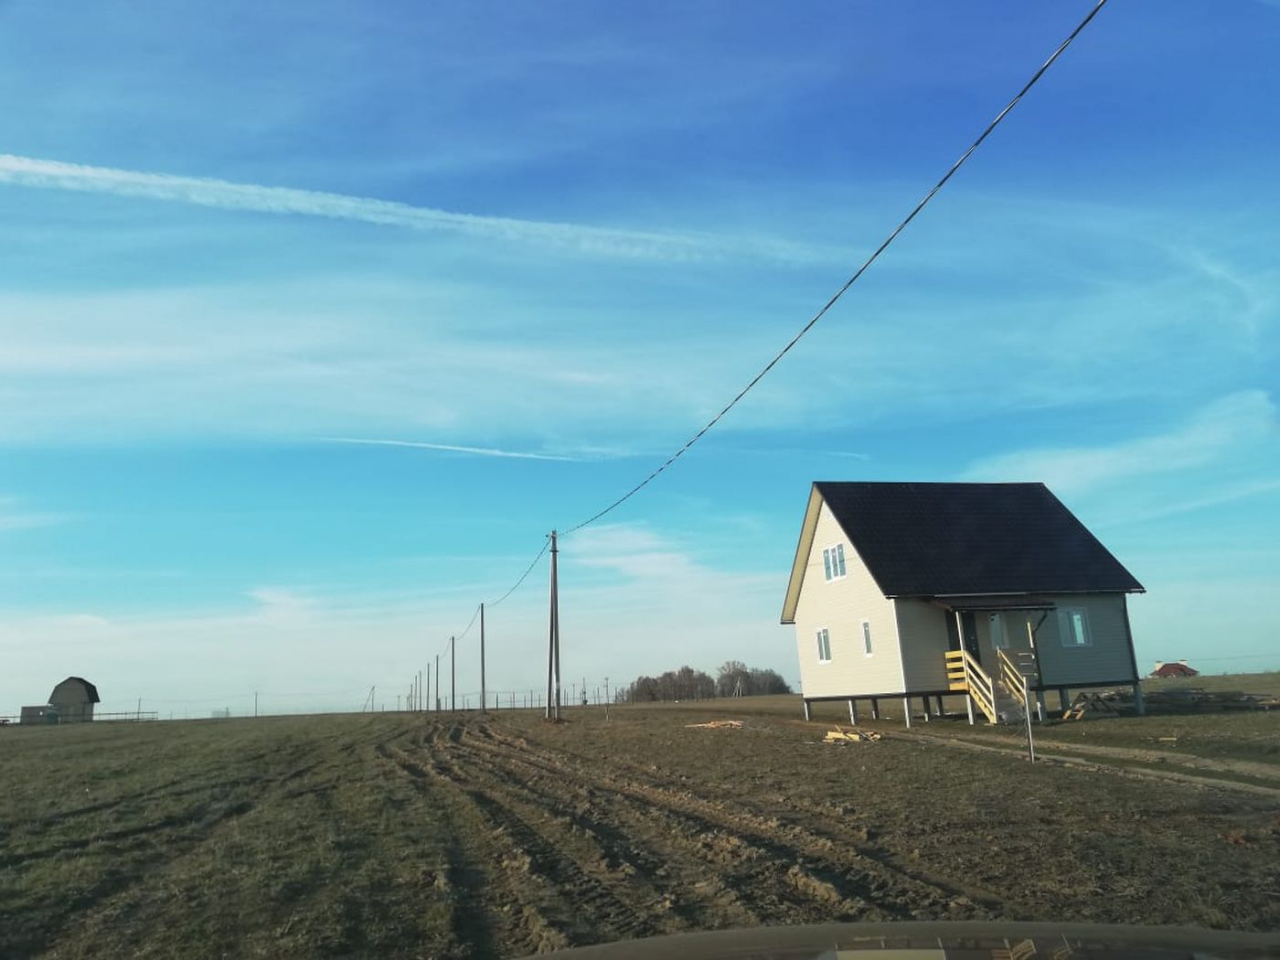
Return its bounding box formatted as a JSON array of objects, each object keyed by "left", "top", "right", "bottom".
[
  {"left": 823, "top": 728, "right": 881, "bottom": 743},
  {"left": 1062, "top": 686, "right": 1277, "bottom": 720},
  {"left": 684, "top": 719, "right": 744, "bottom": 729}
]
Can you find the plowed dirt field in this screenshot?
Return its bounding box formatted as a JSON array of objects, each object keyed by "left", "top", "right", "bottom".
[{"left": 3, "top": 707, "right": 1277, "bottom": 958}]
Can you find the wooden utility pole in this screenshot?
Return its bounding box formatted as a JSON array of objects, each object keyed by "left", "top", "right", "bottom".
[
  {"left": 546, "top": 530, "right": 560, "bottom": 720},
  {"left": 254, "top": 691, "right": 258, "bottom": 718},
  {"left": 480, "top": 603, "right": 487, "bottom": 713},
  {"left": 450, "top": 635, "right": 456, "bottom": 712},
  {"left": 435, "top": 654, "right": 440, "bottom": 711}
]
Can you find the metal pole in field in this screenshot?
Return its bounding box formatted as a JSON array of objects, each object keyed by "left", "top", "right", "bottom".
[
  {"left": 1023, "top": 674, "right": 1036, "bottom": 763},
  {"left": 435, "top": 654, "right": 440, "bottom": 711},
  {"left": 480, "top": 603, "right": 486, "bottom": 713},
  {"left": 450, "top": 636, "right": 456, "bottom": 712},
  {"left": 255, "top": 691, "right": 258, "bottom": 718}
]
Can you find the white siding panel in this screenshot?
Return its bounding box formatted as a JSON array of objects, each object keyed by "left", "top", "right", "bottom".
[{"left": 793, "top": 501, "right": 905, "bottom": 698}]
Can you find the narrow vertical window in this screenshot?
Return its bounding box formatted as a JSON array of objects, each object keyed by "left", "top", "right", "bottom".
[
  {"left": 835, "top": 543, "right": 847, "bottom": 577},
  {"left": 862, "top": 620, "right": 873, "bottom": 656},
  {"left": 822, "top": 549, "right": 833, "bottom": 582},
  {"left": 1058, "top": 609, "right": 1092, "bottom": 647},
  {"left": 816, "top": 628, "right": 832, "bottom": 663}
]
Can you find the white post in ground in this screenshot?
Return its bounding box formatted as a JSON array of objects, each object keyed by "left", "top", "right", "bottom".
[
  {"left": 480, "top": 603, "right": 487, "bottom": 714},
  {"left": 848, "top": 699, "right": 858, "bottom": 725},
  {"left": 902, "top": 697, "right": 911, "bottom": 728}
]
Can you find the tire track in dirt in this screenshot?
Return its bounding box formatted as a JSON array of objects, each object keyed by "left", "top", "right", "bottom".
[
  {"left": 413, "top": 732, "right": 670, "bottom": 946},
  {"left": 379, "top": 736, "right": 598, "bottom": 955},
  {"left": 467, "top": 719, "right": 1012, "bottom": 921},
  {"left": 454, "top": 730, "right": 861, "bottom": 923},
  {"left": 437, "top": 728, "right": 761, "bottom": 932},
  {"left": 371, "top": 741, "right": 505, "bottom": 959},
  {"left": 455, "top": 722, "right": 960, "bottom": 924}
]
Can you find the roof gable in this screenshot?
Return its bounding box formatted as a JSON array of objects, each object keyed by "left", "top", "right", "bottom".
[
  {"left": 782, "top": 482, "right": 1141, "bottom": 617},
  {"left": 50, "top": 676, "right": 100, "bottom": 703}
]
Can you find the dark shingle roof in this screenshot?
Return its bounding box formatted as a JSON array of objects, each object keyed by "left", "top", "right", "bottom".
[{"left": 815, "top": 481, "right": 1143, "bottom": 597}]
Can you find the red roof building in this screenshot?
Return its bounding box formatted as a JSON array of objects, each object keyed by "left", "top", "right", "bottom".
[{"left": 1150, "top": 661, "right": 1199, "bottom": 679}]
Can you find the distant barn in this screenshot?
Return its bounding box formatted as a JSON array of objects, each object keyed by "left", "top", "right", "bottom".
[
  {"left": 1151, "top": 660, "right": 1199, "bottom": 679},
  {"left": 48, "top": 677, "right": 100, "bottom": 723}
]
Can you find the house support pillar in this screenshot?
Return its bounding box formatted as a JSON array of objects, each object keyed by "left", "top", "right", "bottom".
[
  {"left": 935, "top": 695, "right": 945, "bottom": 717},
  {"left": 802, "top": 700, "right": 811, "bottom": 722},
  {"left": 1132, "top": 683, "right": 1145, "bottom": 716},
  {"left": 902, "top": 697, "right": 912, "bottom": 728},
  {"left": 921, "top": 697, "right": 931, "bottom": 722},
  {"left": 1059, "top": 688, "right": 1071, "bottom": 712},
  {"left": 965, "top": 694, "right": 975, "bottom": 726},
  {"left": 848, "top": 699, "right": 858, "bottom": 725},
  {"left": 1035, "top": 690, "right": 1047, "bottom": 723},
  {"left": 870, "top": 698, "right": 880, "bottom": 720}
]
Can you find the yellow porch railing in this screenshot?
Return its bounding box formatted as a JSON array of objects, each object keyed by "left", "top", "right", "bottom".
[{"left": 945, "top": 648, "right": 996, "bottom": 724}]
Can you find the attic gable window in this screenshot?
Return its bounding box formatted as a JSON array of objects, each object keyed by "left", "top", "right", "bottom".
[{"left": 822, "top": 543, "right": 847, "bottom": 582}]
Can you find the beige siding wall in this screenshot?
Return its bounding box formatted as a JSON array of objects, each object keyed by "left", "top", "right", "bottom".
[
  {"left": 793, "top": 501, "right": 905, "bottom": 698},
  {"left": 1034, "top": 593, "right": 1136, "bottom": 686},
  {"left": 895, "top": 599, "right": 951, "bottom": 691}
]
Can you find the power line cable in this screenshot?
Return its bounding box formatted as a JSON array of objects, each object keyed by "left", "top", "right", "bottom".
[
  {"left": 564, "top": 0, "right": 1108, "bottom": 535},
  {"left": 487, "top": 538, "right": 550, "bottom": 608},
  {"left": 433, "top": 538, "right": 551, "bottom": 659}
]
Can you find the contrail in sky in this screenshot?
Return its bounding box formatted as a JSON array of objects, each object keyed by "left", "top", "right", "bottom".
[
  {"left": 322, "top": 437, "right": 583, "bottom": 462},
  {"left": 0, "top": 153, "right": 712, "bottom": 260}
]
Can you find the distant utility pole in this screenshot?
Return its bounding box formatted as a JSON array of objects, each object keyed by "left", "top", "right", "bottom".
[
  {"left": 254, "top": 691, "right": 258, "bottom": 718},
  {"left": 450, "top": 635, "right": 456, "bottom": 713},
  {"left": 435, "top": 654, "right": 440, "bottom": 711},
  {"left": 545, "top": 530, "right": 561, "bottom": 720},
  {"left": 480, "top": 603, "right": 487, "bottom": 714}
]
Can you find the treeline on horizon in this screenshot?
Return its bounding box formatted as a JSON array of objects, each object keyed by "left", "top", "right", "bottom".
[{"left": 616, "top": 660, "right": 792, "bottom": 703}]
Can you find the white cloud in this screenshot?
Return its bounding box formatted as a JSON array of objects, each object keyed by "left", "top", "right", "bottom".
[
  {"left": 0, "top": 522, "right": 797, "bottom": 712},
  {"left": 962, "top": 391, "right": 1278, "bottom": 495}
]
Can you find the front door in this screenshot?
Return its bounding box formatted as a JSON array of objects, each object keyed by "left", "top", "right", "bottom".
[{"left": 960, "top": 611, "right": 982, "bottom": 664}]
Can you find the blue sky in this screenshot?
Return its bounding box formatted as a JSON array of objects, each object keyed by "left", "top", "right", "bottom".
[{"left": 2, "top": 1, "right": 1278, "bottom": 716}]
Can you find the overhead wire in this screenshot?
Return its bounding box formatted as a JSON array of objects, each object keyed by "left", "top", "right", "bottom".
[
  {"left": 430, "top": 538, "right": 551, "bottom": 660},
  {"left": 563, "top": 0, "right": 1109, "bottom": 535}
]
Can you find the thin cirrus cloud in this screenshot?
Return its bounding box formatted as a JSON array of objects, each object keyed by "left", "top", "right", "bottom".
[
  {"left": 0, "top": 153, "right": 824, "bottom": 263},
  {"left": 962, "top": 390, "right": 1278, "bottom": 495},
  {"left": 321, "top": 437, "right": 586, "bottom": 462}
]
